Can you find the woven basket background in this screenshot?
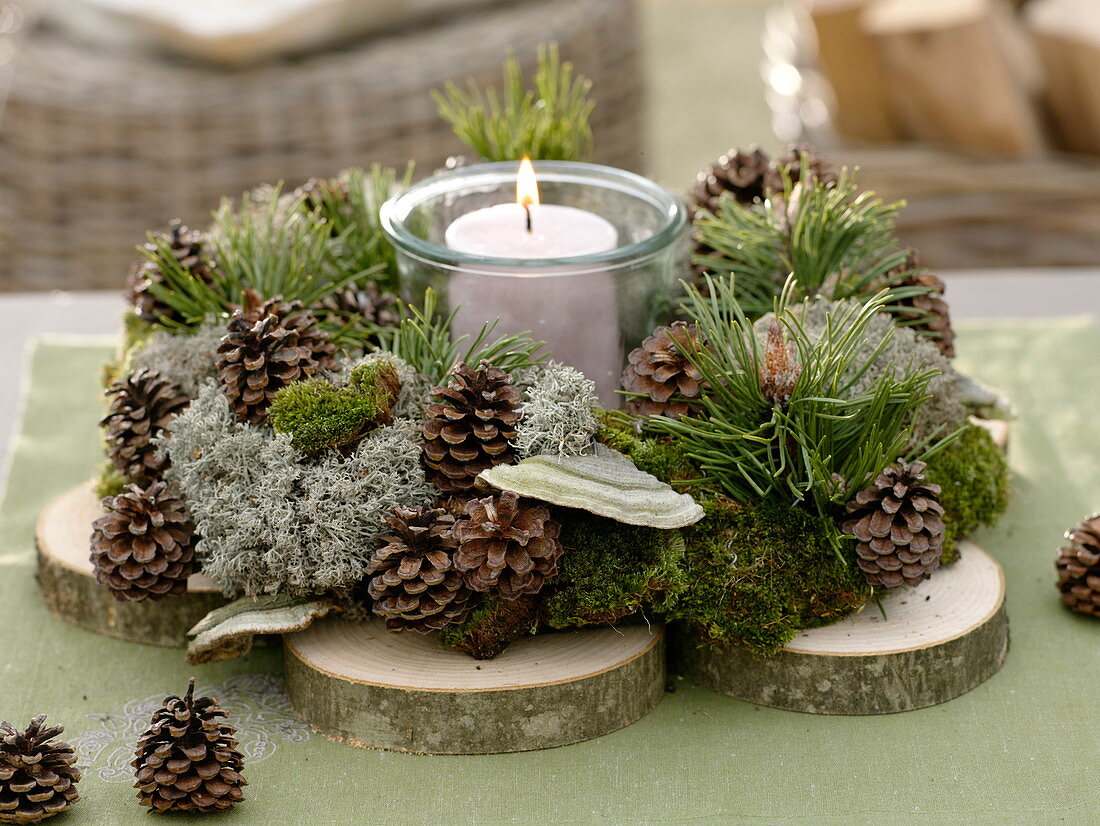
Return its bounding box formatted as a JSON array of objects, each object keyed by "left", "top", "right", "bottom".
[{"left": 0, "top": 0, "right": 643, "bottom": 291}]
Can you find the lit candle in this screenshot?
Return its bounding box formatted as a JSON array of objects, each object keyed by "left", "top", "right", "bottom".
[{"left": 445, "top": 158, "right": 622, "bottom": 404}]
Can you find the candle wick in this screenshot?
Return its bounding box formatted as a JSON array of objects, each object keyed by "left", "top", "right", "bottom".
[{"left": 524, "top": 202, "right": 533, "bottom": 233}]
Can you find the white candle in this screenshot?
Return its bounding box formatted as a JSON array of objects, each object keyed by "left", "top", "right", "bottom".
[{"left": 445, "top": 198, "right": 623, "bottom": 405}]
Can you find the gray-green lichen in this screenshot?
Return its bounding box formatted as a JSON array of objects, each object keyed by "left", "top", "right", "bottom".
[
  {"left": 163, "top": 381, "right": 434, "bottom": 597},
  {"left": 514, "top": 363, "right": 599, "bottom": 459},
  {"left": 130, "top": 322, "right": 225, "bottom": 398}
]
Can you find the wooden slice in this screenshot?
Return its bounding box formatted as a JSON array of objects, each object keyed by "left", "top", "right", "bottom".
[
  {"left": 35, "top": 481, "right": 226, "bottom": 647},
  {"left": 672, "top": 540, "right": 1008, "bottom": 714},
  {"left": 284, "top": 618, "right": 666, "bottom": 754}
]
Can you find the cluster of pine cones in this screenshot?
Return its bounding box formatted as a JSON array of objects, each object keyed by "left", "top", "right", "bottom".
[{"left": 0, "top": 682, "right": 246, "bottom": 821}]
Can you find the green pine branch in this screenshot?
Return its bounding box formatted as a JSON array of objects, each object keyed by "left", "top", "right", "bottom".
[{"left": 433, "top": 43, "right": 595, "bottom": 162}]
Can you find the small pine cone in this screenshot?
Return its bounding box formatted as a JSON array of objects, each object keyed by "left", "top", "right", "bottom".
[
  {"left": 90, "top": 482, "right": 197, "bottom": 603},
  {"left": 314, "top": 283, "right": 400, "bottom": 332},
  {"left": 764, "top": 143, "right": 838, "bottom": 193},
  {"left": 843, "top": 461, "right": 945, "bottom": 590},
  {"left": 622, "top": 322, "right": 705, "bottom": 419},
  {"left": 690, "top": 146, "right": 770, "bottom": 217},
  {"left": 453, "top": 492, "right": 563, "bottom": 599},
  {"left": 759, "top": 320, "right": 801, "bottom": 405},
  {"left": 296, "top": 176, "right": 347, "bottom": 215},
  {"left": 1056, "top": 514, "right": 1100, "bottom": 616},
  {"left": 126, "top": 220, "right": 215, "bottom": 324},
  {"left": 215, "top": 294, "right": 337, "bottom": 423},
  {"left": 887, "top": 251, "right": 957, "bottom": 358},
  {"left": 101, "top": 368, "right": 189, "bottom": 487},
  {"left": 421, "top": 363, "right": 521, "bottom": 494},
  {"left": 0, "top": 716, "right": 80, "bottom": 824},
  {"left": 132, "top": 679, "right": 246, "bottom": 813},
  {"left": 365, "top": 505, "right": 476, "bottom": 632}
]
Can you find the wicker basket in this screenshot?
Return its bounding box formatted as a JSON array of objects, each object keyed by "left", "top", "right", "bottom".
[{"left": 0, "top": 0, "right": 643, "bottom": 291}]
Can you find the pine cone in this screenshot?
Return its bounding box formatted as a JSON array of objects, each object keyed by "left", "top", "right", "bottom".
[
  {"left": 296, "top": 176, "right": 347, "bottom": 218},
  {"left": 887, "top": 252, "right": 957, "bottom": 358},
  {"left": 759, "top": 320, "right": 801, "bottom": 405},
  {"left": 421, "top": 363, "right": 521, "bottom": 494},
  {"left": 313, "top": 283, "right": 400, "bottom": 334},
  {"left": 126, "top": 220, "right": 214, "bottom": 324},
  {"left": 764, "top": 143, "right": 838, "bottom": 193},
  {"left": 132, "top": 679, "right": 246, "bottom": 813},
  {"left": 90, "top": 482, "right": 197, "bottom": 603},
  {"left": 101, "top": 368, "right": 189, "bottom": 486},
  {"left": 365, "top": 505, "right": 476, "bottom": 632},
  {"left": 453, "top": 492, "right": 563, "bottom": 599},
  {"left": 690, "top": 146, "right": 770, "bottom": 217},
  {"left": 0, "top": 717, "right": 80, "bottom": 824},
  {"left": 1056, "top": 514, "right": 1100, "bottom": 616},
  {"left": 215, "top": 294, "right": 337, "bottom": 423},
  {"left": 843, "top": 461, "right": 945, "bottom": 589},
  {"left": 622, "top": 322, "right": 705, "bottom": 419}
]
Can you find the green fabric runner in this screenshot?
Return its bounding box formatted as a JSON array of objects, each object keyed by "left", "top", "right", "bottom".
[{"left": 1, "top": 319, "right": 1097, "bottom": 825}]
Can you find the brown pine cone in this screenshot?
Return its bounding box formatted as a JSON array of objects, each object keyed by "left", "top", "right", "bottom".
[
  {"left": 132, "top": 679, "right": 246, "bottom": 813},
  {"left": 421, "top": 363, "right": 521, "bottom": 494},
  {"left": 843, "top": 461, "right": 945, "bottom": 589},
  {"left": 453, "top": 492, "right": 563, "bottom": 599},
  {"left": 622, "top": 322, "right": 705, "bottom": 419},
  {"left": 764, "top": 143, "right": 838, "bottom": 193},
  {"left": 690, "top": 146, "right": 770, "bottom": 217},
  {"left": 126, "top": 220, "right": 215, "bottom": 325},
  {"left": 759, "top": 320, "right": 802, "bottom": 405},
  {"left": 101, "top": 368, "right": 190, "bottom": 487},
  {"left": 1056, "top": 514, "right": 1100, "bottom": 616},
  {"left": 887, "top": 251, "right": 957, "bottom": 358},
  {"left": 215, "top": 293, "right": 337, "bottom": 423},
  {"left": 365, "top": 505, "right": 476, "bottom": 632},
  {"left": 90, "top": 482, "right": 197, "bottom": 603},
  {"left": 313, "top": 283, "right": 400, "bottom": 334},
  {"left": 0, "top": 716, "right": 80, "bottom": 824},
  {"left": 296, "top": 176, "right": 348, "bottom": 218}
]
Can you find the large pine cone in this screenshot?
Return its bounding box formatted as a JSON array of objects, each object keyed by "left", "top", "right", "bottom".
[
  {"left": 126, "top": 220, "right": 215, "bottom": 325},
  {"left": 132, "top": 680, "right": 246, "bottom": 813},
  {"left": 0, "top": 716, "right": 80, "bottom": 824},
  {"left": 453, "top": 492, "right": 563, "bottom": 599},
  {"left": 1056, "top": 514, "right": 1100, "bottom": 616},
  {"left": 690, "top": 146, "right": 770, "bottom": 217},
  {"left": 365, "top": 505, "right": 476, "bottom": 632},
  {"left": 421, "top": 364, "right": 521, "bottom": 494},
  {"left": 622, "top": 322, "right": 705, "bottom": 419},
  {"left": 215, "top": 294, "right": 337, "bottom": 423},
  {"left": 90, "top": 482, "right": 197, "bottom": 603},
  {"left": 101, "top": 368, "right": 189, "bottom": 486},
  {"left": 843, "top": 460, "right": 945, "bottom": 589},
  {"left": 763, "top": 143, "right": 838, "bottom": 193},
  {"left": 887, "top": 251, "right": 957, "bottom": 358}
]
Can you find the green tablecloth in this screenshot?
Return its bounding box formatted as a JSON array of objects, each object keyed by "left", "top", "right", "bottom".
[{"left": 1, "top": 319, "right": 1098, "bottom": 825}]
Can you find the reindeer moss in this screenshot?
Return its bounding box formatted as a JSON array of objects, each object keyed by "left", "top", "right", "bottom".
[
  {"left": 923, "top": 424, "right": 1010, "bottom": 563},
  {"left": 546, "top": 511, "right": 689, "bottom": 628},
  {"left": 665, "top": 498, "right": 870, "bottom": 656},
  {"left": 594, "top": 410, "right": 699, "bottom": 490}
]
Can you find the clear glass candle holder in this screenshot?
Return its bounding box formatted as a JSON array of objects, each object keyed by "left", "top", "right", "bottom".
[{"left": 380, "top": 161, "right": 688, "bottom": 405}]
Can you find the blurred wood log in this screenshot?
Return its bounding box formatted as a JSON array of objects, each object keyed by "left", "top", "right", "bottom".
[
  {"left": 863, "top": 0, "right": 1046, "bottom": 156},
  {"left": 1026, "top": 0, "right": 1100, "bottom": 155},
  {"left": 803, "top": 0, "right": 898, "bottom": 142}
]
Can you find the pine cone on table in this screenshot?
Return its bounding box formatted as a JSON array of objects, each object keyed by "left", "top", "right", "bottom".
[
  {"left": 453, "top": 492, "right": 563, "bottom": 599},
  {"left": 126, "top": 220, "right": 215, "bottom": 325},
  {"left": 421, "top": 363, "right": 521, "bottom": 494},
  {"left": 690, "top": 146, "right": 770, "bottom": 217},
  {"left": 0, "top": 716, "right": 80, "bottom": 824},
  {"left": 365, "top": 505, "right": 476, "bottom": 632},
  {"left": 90, "top": 482, "right": 197, "bottom": 603},
  {"left": 887, "top": 251, "right": 957, "bottom": 358},
  {"left": 215, "top": 293, "right": 337, "bottom": 423},
  {"left": 842, "top": 460, "right": 945, "bottom": 590},
  {"left": 101, "top": 368, "right": 189, "bottom": 487},
  {"left": 1056, "top": 514, "right": 1100, "bottom": 616},
  {"left": 622, "top": 322, "right": 705, "bottom": 419},
  {"left": 132, "top": 679, "right": 246, "bottom": 813},
  {"left": 764, "top": 143, "right": 838, "bottom": 193}
]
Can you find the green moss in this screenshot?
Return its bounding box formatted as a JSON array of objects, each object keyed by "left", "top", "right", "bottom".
[
  {"left": 439, "top": 595, "right": 542, "bottom": 659},
  {"left": 665, "top": 498, "right": 871, "bottom": 656},
  {"left": 595, "top": 409, "right": 700, "bottom": 490},
  {"left": 923, "top": 424, "right": 1010, "bottom": 563},
  {"left": 102, "top": 310, "right": 159, "bottom": 389},
  {"left": 93, "top": 461, "right": 128, "bottom": 499},
  {"left": 269, "top": 362, "right": 399, "bottom": 455},
  {"left": 546, "top": 510, "right": 689, "bottom": 628}
]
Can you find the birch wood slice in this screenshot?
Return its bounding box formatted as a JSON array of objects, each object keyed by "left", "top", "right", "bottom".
[
  {"left": 35, "top": 480, "right": 226, "bottom": 647},
  {"left": 284, "top": 619, "right": 666, "bottom": 754},
  {"left": 673, "top": 540, "right": 1008, "bottom": 714}
]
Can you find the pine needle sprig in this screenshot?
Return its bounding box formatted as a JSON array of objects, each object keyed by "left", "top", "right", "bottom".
[
  {"left": 692, "top": 163, "right": 925, "bottom": 321},
  {"left": 381, "top": 288, "right": 546, "bottom": 383},
  {"left": 651, "top": 276, "right": 937, "bottom": 526},
  {"left": 433, "top": 43, "right": 595, "bottom": 162}
]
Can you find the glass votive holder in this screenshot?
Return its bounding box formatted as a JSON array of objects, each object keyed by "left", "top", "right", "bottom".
[{"left": 379, "top": 160, "right": 688, "bottom": 406}]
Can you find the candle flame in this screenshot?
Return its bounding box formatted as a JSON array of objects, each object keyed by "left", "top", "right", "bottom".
[{"left": 516, "top": 156, "right": 540, "bottom": 208}]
